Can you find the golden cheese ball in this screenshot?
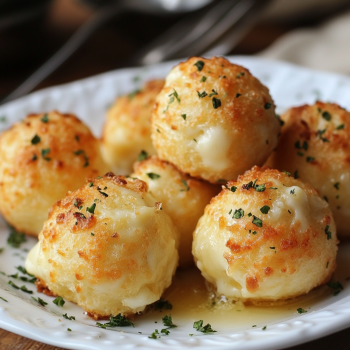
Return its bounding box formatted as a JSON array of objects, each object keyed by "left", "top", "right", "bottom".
[
  {"left": 101, "top": 80, "right": 164, "bottom": 174},
  {"left": 192, "top": 166, "right": 338, "bottom": 302},
  {"left": 25, "top": 173, "right": 179, "bottom": 318},
  {"left": 0, "top": 111, "right": 109, "bottom": 237},
  {"left": 131, "top": 156, "right": 219, "bottom": 268},
  {"left": 151, "top": 56, "right": 280, "bottom": 184},
  {"left": 266, "top": 102, "right": 350, "bottom": 238}
]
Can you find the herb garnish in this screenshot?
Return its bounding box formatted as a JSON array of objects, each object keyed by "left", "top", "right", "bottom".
[
  {"left": 236, "top": 93, "right": 241, "bottom": 98},
  {"left": 209, "top": 89, "right": 218, "bottom": 97},
  {"left": 180, "top": 180, "right": 189, "bottom": 192},
  {"left": 225, "top": 185, "right": 237, "bottom": 192},
  {"left": 233, "top": 208, "right": 244, "bottom": 219},
  {"left": 153, "top": 298, "right": 172, "bottom": 310},
  {"left": 0, "top": 297, "right": 8, "bottom": 302},
  {"left": 53, "top": 296, "right": 65, "bottom": 307},
  {"left": 63, "top": 313, "right": 76, "bottom": 320},
  {"left": 295, "top": 140, "right": 308, "bottom": 151},
  {"left": 41, "top": 148, "right": 51, "bottom": 161},
  {"left": 294, "top": 170, "right": 299, "bottom": 179},
  {"left": 31, "top": 134, "right": 41, "bottom": 145},
  {"left": 334, "top": 182, "right": 340, "bottom": 190},
  {"left": 7, "top": 227, "right": 26, "bottom": 248},
  {"left": 236, "top": 72, "right": 245, "bottom": 78},
  {"left": 200, "top": 76, "right": 207, "bottom": 82},
  {"left": 325, "top": 225, "right": 332, "bottom": 240},
  {"left": 297, "top": 308, "right": 307, "bottom": 314},
  {"left": 260, "top": 205, "right": 270, "bottom": 214},
  {"left": 193, "top": 320, "right": 216, "bottom": 334},
  {"left": 327, "top": 281, "right": 343, "bottom": 296},
  {"left": 32, "top": 297, "right": 48, "bottom": 306},
  {"left": 317, "top": 129, "right": 329, "bottom": 142},
  {"left": 306, "top": 156, "right": 315, "bottom": 163},
  {"left": 252, "top": 215, "right": 263, "bottom": 227},
  {"left": 138, "top": 150, "right": 148, "bottom": 161},
  {"left": 181, "top": 114, "right": 187, "bottom": 120},
  {"left": 336, "top": 124, "right": 345, "bottom": 130},
  {"left": 197, "top": 91, "right": 207, "bottom": 98},
  {"left": 162, "top": 315, "right": 177, "bottom": 328},
  {"left": 96, "top": 314, "right": 134, "bottom": 328},
  {"left": 212, "top": 97, "right": 221, "bottom": 109},
  {"left": 86, "top": 203, "right": 96, "bottom": 214},
  {"left": 128, "top": 89, "right": 141, "bottom": 100},
  {"left": 149, "top": 329, "right": 160, "bottom": 339},
  {"left": 283, "top": 170, "right": 291, "bottom": 176},
  {"left": 322, "top": 111, "right": 331, "bottom": 121},
  {"left": 73, "top": 149, "right": 89, "bottom": 167},
  {"left": 194, "top": 60, "right": 205, "bottom": 71},
  {"left": 264, "top": 102, "right": 271, "bottom": 109},
  {"left": 147, "top": 173, "right": 160, "bottom": 180},
  {"left": 41, "top": 114, "right": 49, "bottom": 123}
]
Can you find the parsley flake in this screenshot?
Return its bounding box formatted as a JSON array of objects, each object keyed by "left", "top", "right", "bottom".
[
  {"left": 252, "top": 215, "right": 263, "bottom": 227},
  {"left": 41, "top": 114, "right": 49, "bottom": 123},
  {"left": 322, "top": 111, "right": 332, "bottom": 121},
  {"left": 67, "top": 328, "right": 72, "bottom": 332},
  {"left": 153, "top": 298, "right": 172, "bottom": 310},
  {"left": 200, "top": 76, "right": 207, "bottom": 82},
  {"left": 0, "top": 297, "right": 8, "bottom": 302},
  {"left": 294, "top": 170, "right": 299, "bottom": 179},
  {"left": 162, "top": 315, "right": 177, "bottom": 328},
  {"left": 197, "top": 91, "right": 207, "bottom": 98},
  {"left": 7, "top": 227, "right": 26, "bottom": 248},
  {"left": 147, "top": 173, "right": 160, "bottom": 180},
  {"left": 193, "top": 320, "right": 216, "bottom": 334},
  {"left": 86, "top": 203, "right": 96, "bottom": 214},
  {"left": 236, "top": 72, "right": 245, "bottom": 78},
  {"left": 264, "top": 102, "right": 271, "bottom": 109},
  {"left": 63, "top": 313, "right": 76, "bottom": 320},
  {"left": 334, "top": 182, "right": 340, "bottom": 190},
  {"left": 31, "top": 134, "right": 41, "bottom": 145},
  {"left": 225, "top": 185, "right": 237, "bottom": 192},
  {"left": 260, "top": 205, "right": 270, "bottom": 214},
  {"left": 32, "top": 297, "right": 48, "bottom": 306},
  {"left": 96, "top": 314, "right": 134, "bottom": 328},
  {"left": 194, "top": 60, "right": 205, "bottom": 71},
  {"left": 138, "top": 150, "right": 148, "bottom": 161},
  {"left": 297, "top": 308, "right": 307, "bottom": 314},
  {"left": 283, "top": 170, "right": 291, "bottom": 176},
  {"left": 233, "top": 208, "right": 244, "bottom": 219},
  {"left": 53, "top": 296, "right": 65, "bottom": 307},
  {"left": 181, "top": 114, "right": 187, "bottom": 120},
  {"left": 212, "top": 97, "right": 221, "bottom": 109},
  {"left": 180, "top": 179, "right": 189, "bottom": 192},
  {"left": 306, "top": 156, "right": 315, "bottom": 163},
  {"left": 236, "top": 93, "right": 242, "bottom": 98},
  {"left": 161, "top": 329, "right": 170, "bottom": 335},
  {"left": 128, "top": 89, "right": 141, "bottom": 99},
  {"left": 336, "top": 124, "right": 345, "bottom": 130},
  {"left": 325, "top": 225, "right": 332, "bottom": 240},
  {"left": 208, "top": 89, "right": 218, "bottom": 97},
  {"left": 41, "top": 148, "right": 51, "bottom": 161},
  {"left": 149, "top": 329, "right": 160, "bottom": 339}
]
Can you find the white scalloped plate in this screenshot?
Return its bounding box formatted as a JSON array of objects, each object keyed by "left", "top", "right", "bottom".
[{"left": 0, "top": 56, "right": 350, "bottom": 350}]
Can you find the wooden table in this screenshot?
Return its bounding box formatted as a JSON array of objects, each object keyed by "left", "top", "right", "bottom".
[{"left": 1, "top": 1, "right": 350, "bottom": 348}]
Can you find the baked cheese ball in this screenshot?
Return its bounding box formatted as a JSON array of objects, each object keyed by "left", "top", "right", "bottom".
[
  {"left": 25, "top": 173, "right": 179, "bottom": 318},
  {"left": 132, "top": 156, "right": 219, "bottom": 268},
  {"left": 151, "top": 56, "right": 280, "bottom": 184},
  {"left": 266, "top": 102, "right": 350, "bottom": 237},
  {"left": 192, "top": 166, "right": 337, "bottom": 302},
  {"left": 101, "top": 80, "right": 164, "bottom": 174},
  {"left": 0, "top": 111, "right": 109, "bottom": 236}
]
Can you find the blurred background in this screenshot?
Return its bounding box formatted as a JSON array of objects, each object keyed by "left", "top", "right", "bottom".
[{"left": 1, "top": 0, "right": 350, "bottom": 103}]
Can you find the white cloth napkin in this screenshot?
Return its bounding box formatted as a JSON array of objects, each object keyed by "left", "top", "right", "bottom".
[{"left": 258, "top": 10, "right": 350, "bottom": 75}]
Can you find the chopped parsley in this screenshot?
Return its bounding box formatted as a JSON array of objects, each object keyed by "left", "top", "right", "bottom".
[
  {"left": 283, "top": 170, "right": 291, "bottom": 176},
  {"left": 147, "top": 173, "right": 160, "bottom": 180},
  {"left": 336, "top": 124, "right": 345, "bottom": 130},
  {"left": 41, "top": 114, "right": 49, "bottom": 123},
  {"left": 73, "top": 149, "right": 89, "bottom": 167},
  {"left": 269, "top": 187, "right": 277, "bottom": 190},
  {"left": 208, "top": 89, "right": 218, "bottom": 97},
  {"left": 32, "top": 153, "right": 38, "bottom": 161},
  {"left": 193, "top": 320, "right": 216, "bottom": 334},
  {"left": 67, "top": 328, "right": 72, "bottom": 332},
  {"left": 75, "top": 135, "right": 80, "bottom": 142},
  {"left": 32, "top": 297, "right": 48, "bottom": 306},
  {"left": 153, "top": 298, "right": 172, "bottom": 311},
  {"left": 236, "top": 72, "right": 245, "bottom": 78},
  {"left": 0, "top": 248, "right": 3, "bottom": 254},
  {"left": 276, "top": 115, "right": 284, "bottom": 126},
  {"left": 194, "top": 60, "right": 205, "bottom": 71},
  {"left": 7, "top": 227, "right": 26, "bottom": 248},
  {"left": 325, "top": 225, "right": 332, "bottom": 240},
  {"left": 8, "top": 280, "right": 19, "bottom": 289},
  {"left": 294, "top": 170, "right": 299, "bottom": 179},
  {"left": 197, "top": 91, "right": 207, "bottom": 98},
  {"left": 297, "top": 308, "right": 307, "bottom": 314},
  {"left": 255, "top": 183, "right": 266, "bottom": 192},
  {"left": 149, "top": 329, "right": 160, "bottom": 339},
  {"left": 252, "top": 215, "right": 263, "bottom": 227},
  {"left": 180, "top": 179, "right": 189, "bottom": 192},
  {"left": 86, "top": 203, "right": 96, "bottom": 214},
  {"left": 317, "top": 129, "right": 329, "bottom": 142},
  {"left": 91, "top": 232, "right": 95, "bottom": 236},
  {"left": 327, "top": 281, "right": 343, "bottom": 296},
  {"left": 322, "top": 111, "right": 332, "bottom": 121},
  {"left": 297, "top": 152, "right": 304, "bottom": 157},
  {"left": 181, "top": 114, "right": 187, "bottom": 120},
  {"left": 334, "top": 182, "right": 340, "bottom": 190},
  {"left": 31, "top": 134, "right": 41, "bottom": 145},
  {"left": 306, "top": 156, "right": 315, "bottom": 163},
  {"left": 53, "top": 296, "right": 65, "bottom": 307},
  {"left": 96, "top": 314, "right": 134, "bottom": 328},
  {"left": 88, "top": 182, "right": 94, "bottom": 187},
  {"left": 262, "top": 326, "right": 267, "bottom": 331},
  {"left": 162, "top": 315, "right": 177, "bottom": 328},
  {"left": 97, "top": 186, "right": 108, "bottom": 197},
  {"left": 41, "top": 148, "right": 51, "bottom": 161},
  {"left": 212, "top": 97, "right": 221, "bottom": 109},
  {"left": 233, "top": 208, "right": 244, "bottom": 219},
  {"left": 264, "top": 102, "right": 271, "bottom": 109},
  {"left": 73, "top": 199, "right": 83, "bottom": 210},
  {"left": 63, "top": 313, "right": 76, "bottom": 320},
  {"left": 200, "top": 76, "right": 207, "bottom": 82},
  {"left": 260, "top": 205, "right": 270, "bottom": 214},
  {"left": 137, "top": 150, "right": 148, "bottom": 161},
  {"left": 236, "top": 93, "right": 242, "bottom": 98},
  {"left": 161, "top": 329, "right": 170, "bottom": 335},
  {"left": 225, "top": 185, "right": 237, "bottom": 192},
  {"left": 295, "top": 140, "right": 308, "bottom": 151},
  {"left": 169, "top": 89, "right": 180, "bottom": 103},
  {"left": 0, "top": 297, "right": 8, "bottom": 302},
  {"left": 290, "top": 189, "right": 295, "bottom": 195}
]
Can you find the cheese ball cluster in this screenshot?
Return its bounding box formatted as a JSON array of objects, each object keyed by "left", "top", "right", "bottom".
[
  {"left": 0, "top": 111, "right": 108, "bottom": 236},
  {"left": 101, "top": 80, "right": 164, "bottom": 174},
  {"left": 266, "top": 102, "right": 350, "bottom": 237},
  {"left": 192, "top": 166, "right": 337, "bottom": 302},
  {"left": 25, "top": 173, "right": 179, "bottom": 318},
  {"left": 151, "top": 56, "right": 280, "bottom": 184},
  {"left": 132, "top": 156, "right": 219, "bottom": 268}
]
